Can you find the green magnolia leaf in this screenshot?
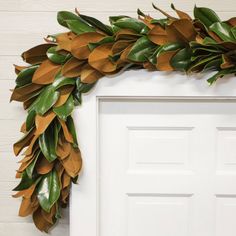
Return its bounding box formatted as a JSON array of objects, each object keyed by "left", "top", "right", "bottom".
[
  {"left": 35, "top": 86, "right": 60, "bottom": 115},
  {"left": 37, "top": 169, "right": 60, "bottom": 213},
  {"left": 170, "top": 47, "right": 192, "bottom": 71},
  {"left": 57, "top": 11, "right": 81, "bottom": 27},
  {"left": 26, "top": 109, "right": 36, "bottom": 131},
  {"left": 113, "top": 18, "right": 146, "bottom": 33},
  {"left": 15, "top": 65, "right": 39, "bottom": 87},
  {"left": 202, "top": 37, "right": 217, "bottom": 44},
  {"left": 26, "top": 150, "right": 41, "bottom": 178},
  {"left": 210, "top": 22, "right": 236, "bottom": 42},
  {"left": 231, "top": 26, "right": 236, "bottom": 39},
  {"left": 66, "top": 116, "right": 78, "bottom": 147},
  {"left": 13, "top": 171, "right": 39, "bottom": 191},
  {"left": 109, "top": 15, "right": 130, "bottom": 24},
  {"left": 194, "top": 5, "right": 221, "bottom": 28},
  {"left": 203, "top": 58, "right": 222, "bottom": 71},
  {"left": 189, "top": 55, "right": 220, "bottom": 72},
  {"left": 128, "top": 36, "right": 156, "bottom": 62},
  {"left": 52, "top": 73, "right": 76, "bottom": 90},
  {"left": 53, "top": 95, "right": 74, "bottom": 120},
  {"left": 88, "top": 36, "right": 114, "bottom": 51},
  {"left": 66, "top": 19, "right": 95, "bottom": 35},
  {"left": 150, "top": 18, "right": 168, "bottom": 27},
  {"left": 79, "top": 14, "right": 113, "bottom": 35},
  {"left": 207, "top": 67, "right": 236, "bottom": 84},
  {"left": 47, "top": 46, "right": 70, "bottom": 64},
  {"left": 39, "top": 122, "right": 59, "bottom": 162}
]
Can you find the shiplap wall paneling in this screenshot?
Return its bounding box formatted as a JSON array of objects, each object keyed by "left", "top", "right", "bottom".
[{"left": 0, "top": 0, "right": 236, "bottom": 235}]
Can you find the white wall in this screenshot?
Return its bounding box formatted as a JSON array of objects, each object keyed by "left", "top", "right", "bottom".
[{"left": 0, "top": 0, "right": 235, "bottom": 235}]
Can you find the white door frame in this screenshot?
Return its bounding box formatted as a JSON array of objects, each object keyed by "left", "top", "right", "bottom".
[{"left": 70, "top": 70, "right": 236, "bottom": 236}]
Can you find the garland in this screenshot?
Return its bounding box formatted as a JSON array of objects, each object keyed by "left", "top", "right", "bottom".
[{"left": 11, "top": 4, "right": 236, "bottom": 232}]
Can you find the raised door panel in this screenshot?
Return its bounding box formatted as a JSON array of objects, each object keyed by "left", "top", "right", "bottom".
[{"left": 99, "top": 99, "right": 236, "bottom": 236}]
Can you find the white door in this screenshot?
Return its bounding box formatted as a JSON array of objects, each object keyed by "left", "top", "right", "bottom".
[
  {"left": 99, "top": 99, "right": 236, "bottom": 236},
  {"left": 71, "top": 71, "right": 236, "bottom": 236}
]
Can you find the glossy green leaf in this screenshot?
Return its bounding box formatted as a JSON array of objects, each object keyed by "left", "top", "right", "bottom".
[
  {"left": 188, "top": 55, "right": 220, "bottom": 72},
  {"left": 53, "top": 95, "right": 74, "bottom": 120},
  {"left": 207, "top": 68, "right": 236, "bottom": 84},
  {"left": 194, "top": 6, "right": 221, "bottom": 28},
  {"left": 203, "top": 58, "right": 222, "bottom": 71},
  {"left": 35, "top": 86, "right": 60, "bottom": 115},
  {"left": 26, "top": 109, "right": 36, "bottom": 131},
  {"left": 210, "top": 22, "right": 236, "bottom": 42},
  {"left": 47, "top": 46, "right": 69, "bottom": 64},
  {"left": 37, "top": 169, "right": 60, "bottom": 213},
  {"left": 79, "top": 14, "right": 113, "bottom": 35},
  {"left": 57, "top": 11, "right": 81, "bottom": 27},
  {"left": 113, "top": 18, "right": 146, "bottom": 33},
  {"left": 150, "top": 18, "right": 168, "bottom": 27},
  {"left": 66, "top": 19, "right": 95, "bottom": 35},
  {"left": 231, "top": 26, "right": 236, "bottom": 39},
  {"left": 39, "top": 122, "right": 59, "bottom": 162},
  {"left": 15, "top": 65, "right": 39, "bottom": 87},
  {"left": 128, "top": 36, "right": 156, "bottom": 62},
  {"left": 66, "top": 116, "right": 78, "bottom": 147},
  {"left": 26, "top": 150, "right": 41, "bottom": 179},
  {"left": 170, "top": 47, "right": 192, "bottom": 71},
  {"left": 88, "top": 36, "right": 114, "bottom": 51},
  {"left": 13, "top": 171, "right": 39, "bottom": 191},
  {"left": 109, "top": 15, "right": 130, "bottom": 24},
  {"left": 52, "top": 73, "right": 76, "bottom": 90}
]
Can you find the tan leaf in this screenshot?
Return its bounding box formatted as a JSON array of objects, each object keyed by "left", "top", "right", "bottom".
[
  {"left": 41, "top": 205, "right": 56, "bottom": 224},
  {"left": 166, "top": 19, "right": 197, "bottom": 43},
  {"left": 13, "top": 128, "right": 35, "bottom": 156},
  {"left": 14, "top": 64, "right": 28, "bottom": 75},
  {"left": 156, "top": 50, "right": 179, "bottom": 71},
  {"left": 88, "top": 43, "right": 117, "bottom": 73},
  {"left": 56, "top": 141, "right": 71, "bottom": 160},
  {"left": 54, "top": 86, "right": 74, "bottom": 107},
  {"left": 227, "top": 17, "right": 236, "bottom": 27},
  {"left": 111, "top": 40, "right": 134, "bottom": 54},
  {"left": 62, "top": 171, "right": 71, "bottom": 189},
  {"left": 81, "top": 64, "right": 103, "bottom": 84},
  {"left": 20, "top": 122, "right": 27, "bottom": 133},
  {"left": 148, "top": 25, "right": 168, "bottom": 45},
  {"left": 22, "top": 44, "right": 55, "bottom": 64},
  {"left": 120, "top": 44, "right": 133, "bottom": 61},
  {"left": 32, "top": 59, "right": 61, "bottom": 85},
  {"left": 71, "top": 32, "right": 105, "bottom": 60},
  {"left": 19, "top": 197, "right": 34, "bottom": 217},
  {"left": 171, "top": 4, "right": 192, "bottom": 20},
  {"left": 35, "top": 112, "right": 56, "bottom": 135},
  {"left": 62, "top": 147, "right": 82, "bottom": 178},
  {"left": 56, "top": 32, "right": 76, "bottom": 52},
  {"left": 10, "top": 83, "right": 42, "bottom": 102},
  {"left": 138, "top": 15, "right": 154, "bottom": 29},
  {"left": 61, "top": 186, "right": 70, "bottom": 203},
  {"left": 221, "top": 55, "right": 234, "bottom": 69},
  {"left": 58, "top": 119, "right": 73, "bottom": 143},
  {"left": 23, "top": 135, "right": 39, "bottom": 156},
  {"left": 115, "top": 29, "right": 140, "bottom": 40},
  {"left": 36, "top": 156, "right": 54, "bottom": 175},
  {"left": 33, "top": 208, "right": 53, "bottom": 233},
  {"left": 13, "top": 183, "right": 37, "bottom": 199},
  {"left": 61, "top": 57, "right": 85, "bottom": 78}
]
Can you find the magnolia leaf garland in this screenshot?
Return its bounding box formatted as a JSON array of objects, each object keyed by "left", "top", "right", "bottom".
[{"left": 11, "top": 4, "right": 236, "bottom": 232}]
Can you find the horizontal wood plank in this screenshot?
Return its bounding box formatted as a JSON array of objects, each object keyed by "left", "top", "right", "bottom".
[
  {"left": 0, "top": 222, "right": 69, "bottom": 236},
  {"left": 0, "top": 0, "right": 236, "bottom": 12}
]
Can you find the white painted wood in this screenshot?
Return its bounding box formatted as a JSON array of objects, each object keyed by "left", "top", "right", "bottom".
[
  {"left": 72, "top": 71, "right": 236, "bottom": 236},
  {"left": 0, "top": 0, "right": 235, "bottom": 13},
  {"left": 0, "top": 0, "right": 236, "bottom": 235}
]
